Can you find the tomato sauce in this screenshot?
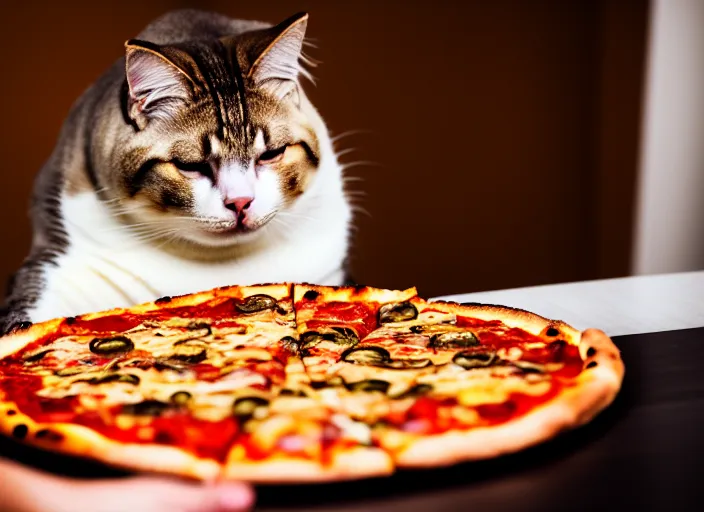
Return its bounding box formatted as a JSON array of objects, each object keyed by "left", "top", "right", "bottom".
[{"left": 299, "top": 301, "right": 378, "bottom": 339}]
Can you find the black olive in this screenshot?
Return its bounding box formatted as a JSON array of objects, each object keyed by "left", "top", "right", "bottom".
[
  {"left": 170, "top": 351, "right": 206, "bottom": 364},
  {"left": 586, "top": 347, "right": 597, "bottom": 357},
  {"left": 325, "top": 327, "right": 359, "bottom": 347},
  {"left": 117, "top": 374, "right": 141, "bottom": 385},
  {"left": 378, "top": 301, "right": 418, "bottom": 324},
  {"left": 235, "top": 294, "right": 277, "bottom": 314},
  {"left": 232, "top": 396, "right": 269, "bottom": 418},
  {"left": 512, "top": 360, "right": 545, "bottom": 373},
  {"left": 35, "top": 429, "right": 63, "bottom": 442},
  {"left": 170, "top": 391, "right": 192, "bottom": 406},
  {"left": 187, "top": 321, "right": 212, "bottom": 335},
  {"left": 303, "top": 290, "right": 320, "bottom": 300},
  {"left": 341, "top": 346, "right": 391, "bottom": 366},
  {"left": 280, "top": 336, "right": 298, "bottom": 352},
  {"left": 385, "top": 358, "right": 433, "bottom": 369},
  {"left": 546, "top": 327, "right": 560, "bottom": 337},
  {"left": 302, "top": 329, "right": 358, "bottom": 348},
  {"left": 392, "top": 383, "right": 433, "bottom": 400},
  {"left": 300, "top": 331, "right": 325, "bottom": 348},
  {"left": 154, "top": 360, "right": 187, "bottom": 373},
  {"left": 331, "top": 326, "right": 357, "bottom": 338},
  {"left": 12, "top": 424, "right": 28, "bottom": 439},
  {"left": 88, "top": 373, "right": 140, "bottom": 385},
  {"left": 55, "top": 367, "right": 85, "bottom": 377},
  {"left": 346, "top": 379, "right": 390, "bottom": 393},
  {"left": 171, "top": 341, "right": 207, "bottom": 363},
  {"left": 22, "top": 348, "right": 53, "bottom": 362},
  {"left": 430, "top": 331, "right": 479, "bottom": 349},
  {"left": 279, "top": 388, "right": 307, "bottom": 397},
  {"left": 122, "top": 400, "right": 170, "bottom": 416},
  {"left": 453, "top": 351, "right": 497, "bottom": 369},
  {"left": 310, "top": 376, "right": 345, "bottom": 389},
  {"left": 89, "top": 336, "right": 134, "bottom": 355}
]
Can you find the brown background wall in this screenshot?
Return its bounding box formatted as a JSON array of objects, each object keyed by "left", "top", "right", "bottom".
[{"left": 0, "top": 0, "right": 649, "bottom": 299}]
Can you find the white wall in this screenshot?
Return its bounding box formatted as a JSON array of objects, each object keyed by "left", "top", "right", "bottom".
[{"left": 632, "top": 0, "right": 704, "bottom": 275}]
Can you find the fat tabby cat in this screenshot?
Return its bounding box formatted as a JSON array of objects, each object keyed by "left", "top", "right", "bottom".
[{"left": 0, "top": 10, "right": 353, "bottom": 334}]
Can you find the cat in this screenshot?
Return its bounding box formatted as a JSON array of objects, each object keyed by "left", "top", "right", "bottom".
[{"left": 0, "top": 9, "right": 354, "bottom": 334}]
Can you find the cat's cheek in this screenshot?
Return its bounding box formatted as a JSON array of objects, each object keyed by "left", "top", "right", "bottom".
[
  {"left": 190, "top": 178, "right": 227, "bottom": 219},
  {"left": 251, "top": 170, "right": 284, "bottom": 218}
]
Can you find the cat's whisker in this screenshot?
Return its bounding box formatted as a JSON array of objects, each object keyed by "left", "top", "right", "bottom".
[
  {"left": 350, "top": 205, "right": 372, "bottom": 219},
  {"left": 277, "top": 211, "right": 320, "bottom": 223},
  {"left": 344, "top": 193, "right": 368, "bottom": 201},
  {"left": 300, "top": 49, "right": 320, "bottom": 67},
  {"left": 302, "top": 38, "right": 319, "bottom": 49},
  {"left": 100, "top": 220, "right": 174, "bottom": 233},
  {"left": 272, "top": 217, "right": 295, "bottom": 231},
  {"left": 335, "top": 147, "right": 358, "bottom": 159},
  {"left": 331, "top": 130, "right": 372, "bottom": 145},
  {"left": 341, "top": 161, "right": 382, "bottom": 171}
]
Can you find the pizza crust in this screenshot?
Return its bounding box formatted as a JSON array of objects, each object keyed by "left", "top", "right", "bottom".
[
  {"left": 222, "top": 445, "right": 393, "bottom": 483},
  {"left": 0, "top": 319, "right": 65, "bottom": 359},
  {"left": 428, "top": 300, "right": 582, "bottom": 342},
  {"left": 294, "top": 283, "right": 418, "bottom": 305},
  {"left": 383, "top": 328, "right": 624, "bottom": 466},
  {"left": 0, "top": 400, "right": 221, "bottom": 481}
]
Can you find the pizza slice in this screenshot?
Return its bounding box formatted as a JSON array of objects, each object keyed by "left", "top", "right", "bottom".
[
  {"left": 0, "top": 283, "right": 299, "bottom": 480},
  {"left": 289, "top": 286, "right": 433, "bottom": 450},
  {"left": 292, "top": 283, "right": 418, "bottom": 387},
  {"left": 338, "top": 299, "right": 624, "bottom": 467},
  {"left": 221, "top": 354, "right": 395, "bottom": 482}
]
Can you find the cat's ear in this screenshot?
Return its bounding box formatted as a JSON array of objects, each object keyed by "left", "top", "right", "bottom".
[
  {"left": 245, "top": 12, "right": 309, "bottom": 103},
  {"left": 124, "top": 40, "right": 195, "bottom": 129}
]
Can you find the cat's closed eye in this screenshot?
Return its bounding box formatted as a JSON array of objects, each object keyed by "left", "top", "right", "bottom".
[
  {"left": 170, "top": 159, "right": 213, "bottom": 180},
  {"left": 257, "top": 145, "right": 288, "bottom": 165}
]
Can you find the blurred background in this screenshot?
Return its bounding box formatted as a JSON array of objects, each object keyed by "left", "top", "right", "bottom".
[{"left": 0, "top": 0, "right": 702, "bottom": 299}]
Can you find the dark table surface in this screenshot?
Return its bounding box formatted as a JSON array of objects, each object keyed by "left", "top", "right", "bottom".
[{"left": 2, "top": 327, "right": 703, "bottom": 511}]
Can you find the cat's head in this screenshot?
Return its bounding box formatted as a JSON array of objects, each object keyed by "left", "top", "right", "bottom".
[{"left": 109, "top": 12, "right": 323, "bottom": 248}]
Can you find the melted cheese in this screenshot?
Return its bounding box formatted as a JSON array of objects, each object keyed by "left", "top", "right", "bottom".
[{"left": 27, "top": 309, "right": 297, "bottom": 425}]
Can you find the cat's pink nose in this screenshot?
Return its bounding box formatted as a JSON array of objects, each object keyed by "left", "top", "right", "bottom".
[{"left": 225, "top": 196, "right": 254, "bottom": 217}]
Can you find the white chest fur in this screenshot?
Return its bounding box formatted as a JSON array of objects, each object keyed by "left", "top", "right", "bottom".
[{"left": 27, "top": 167, "right": 351, "bottom": 324}]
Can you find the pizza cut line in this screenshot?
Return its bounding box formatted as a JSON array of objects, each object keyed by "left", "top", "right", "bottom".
[{"left": 0, "top": 283, "right": 625, "bottom": 483}]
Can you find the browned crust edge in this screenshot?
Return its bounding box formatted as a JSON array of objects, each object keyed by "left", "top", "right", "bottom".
[
  {"left": 0, "top": 400, "right": 221, "bottom": 481},
  {"left": 427, "top": 299, "right": 583, "bottom": 341},
  {"left": 293, "top": 283, "right": 418, "bottom": 305},
  {"left": 222, "top": 445, "right": 394, "bottom": 483}
]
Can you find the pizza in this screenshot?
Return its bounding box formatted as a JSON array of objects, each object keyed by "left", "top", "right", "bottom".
[{"left": 0, "top": 283, "right": 624, "bottom": 483}]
